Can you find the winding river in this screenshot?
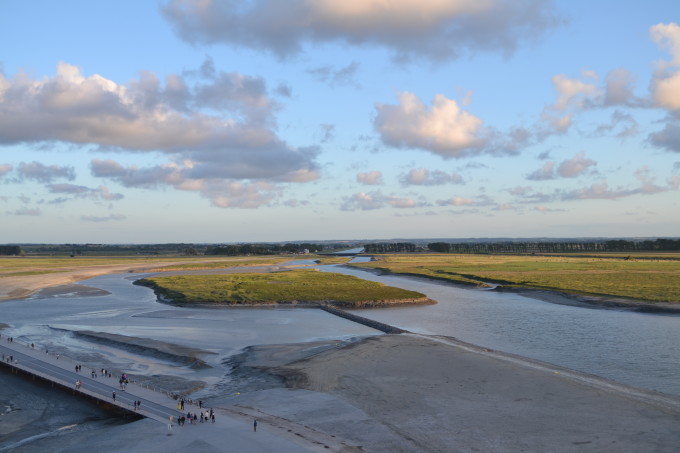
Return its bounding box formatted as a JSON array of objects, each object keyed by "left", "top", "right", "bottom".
[{"left": 326, "top": 260, "right": 680, "bottom": 397}]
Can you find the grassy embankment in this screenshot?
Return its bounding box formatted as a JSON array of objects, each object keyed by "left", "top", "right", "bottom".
[
  {"left": 350, "top": 253, "right": 680, "bottom": 303},
  {"left": 136, "top": 269, "right": 430, "bottom": 308}
]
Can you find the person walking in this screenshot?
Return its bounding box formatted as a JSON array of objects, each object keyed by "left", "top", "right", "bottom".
[
  {"left": 112, "top": 391, "right": 116, "bottom": 402},
  {"left": 253, "top": 419, "right": 257, "bottom": 432}
]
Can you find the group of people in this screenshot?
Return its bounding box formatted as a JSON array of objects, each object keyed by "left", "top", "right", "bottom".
[{"left": 176, "top": 408, "right": 216, "bottom": 426}]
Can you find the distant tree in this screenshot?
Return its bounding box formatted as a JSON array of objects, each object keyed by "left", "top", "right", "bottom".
[{"left": 0, "top": 245, "right": 22, "bottom": 255}]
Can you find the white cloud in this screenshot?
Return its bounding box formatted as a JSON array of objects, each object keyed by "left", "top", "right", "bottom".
[
  {"left": 650, "top": 23, "right": 680, "bottom": 110},
  {"left": 340, "top": 190, "right": 423, "bottom": 210},
  {"left": 18, "top": 161, "right": 75, "bottom": 183},
  {"left": 356, "top": 171, "right": 383, "bottom": 185},
  {"left": 437, "top": 196, "right": 474, "bottom": 206},
  {"left": 435, "top": 195, "right": 495, "bottom": 207},
  {"left": 341, "top": 191, "right": 386, "bottom": 210},
  {"left": 375, "top": 92, "right": 486, "bottom": 157},
  {"left": 550, "top": 74, "right": 598, "bottom": 111},
  {"left": 541, "top": 68, "right": 643, "bottom": 136},
  {"left": 604, "top": 68, "right": 641, "bottom": 107},
  {"left": 400, "top": 168, "right": 464, "bottom": 186},
  {"left": 515, "top": 167, "right": 678, "bottom": 203},
  {"left": 527, "top": 161, "right": 555, "bottom": 180},
  {"left": 161, "top": 0, "right": 562, "bottom": 62},
  {"left": 0, "top": 63, "right": 319, "bottom": 182},
  {"left": 557, "top": 151, "right": 596, "bottom": 178},
  {"left": 90, "top": 159, "right": 281, "bottom": 208}
]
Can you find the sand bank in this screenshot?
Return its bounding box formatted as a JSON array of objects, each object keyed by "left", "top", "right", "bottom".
[{"left": 237, "top": 334, "right": 680, "bottom": 453}]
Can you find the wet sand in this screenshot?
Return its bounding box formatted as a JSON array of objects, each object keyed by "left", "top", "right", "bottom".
[{"left": 254, "top": 334, "right": 680, "bottom": 452}]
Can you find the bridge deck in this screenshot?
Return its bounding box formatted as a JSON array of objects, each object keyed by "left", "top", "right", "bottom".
[
  {"left": 0, "top": 338, "right": 347, "bottom": 451},
  {"left": 1, "top": 341, "right": 183, "bottom": 424}
]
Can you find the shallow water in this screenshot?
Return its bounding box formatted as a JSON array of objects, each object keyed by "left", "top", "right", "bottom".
[
  {"left": 1, "top": 271, "right": 379, "bottom": 387},
  {"left": 0, "top": 268, "right": 381, "bottom": 448},
  {"left": 328, "top": 263, "right": 680, "bottom": 396}
]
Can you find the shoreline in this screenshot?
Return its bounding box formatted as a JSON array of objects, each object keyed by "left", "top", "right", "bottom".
[{"left": 346, "top": 264, "right": 680, "bottom": 313}]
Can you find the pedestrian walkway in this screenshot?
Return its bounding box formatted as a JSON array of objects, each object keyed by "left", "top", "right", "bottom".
[{"left": 0, "top": 338, "right": 340, "bottom": 452}]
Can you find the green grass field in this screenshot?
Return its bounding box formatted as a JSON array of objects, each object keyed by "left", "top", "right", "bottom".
[
  {"left": 350, "top": 253, "right": 680, "bottom": 303},
  {"left": 136, "top": 269, "right": 428, "bottom": 307}
]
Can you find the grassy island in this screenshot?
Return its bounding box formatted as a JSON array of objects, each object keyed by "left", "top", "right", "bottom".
[
  {"left": 136, "top": 269, "right": 431, "bottom": 307},
  {"left": 350, "top": 253, "right": 680, "bottom": 303}
]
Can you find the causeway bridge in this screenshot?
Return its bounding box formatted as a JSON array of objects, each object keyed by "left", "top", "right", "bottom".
[
  {"left": 0, "top": 338, "right": 351, "bottom": 452},
  {"left": 1, "top": 340, "right": 183, "bottom": 424}
]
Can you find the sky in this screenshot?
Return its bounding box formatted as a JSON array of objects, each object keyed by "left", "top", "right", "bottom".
[{"left": 0, "top": 0, "right": 679, "bottom": 243}]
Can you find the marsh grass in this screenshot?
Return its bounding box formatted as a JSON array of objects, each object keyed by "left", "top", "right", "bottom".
[
  {"left": 0, "top": 255, "right": 294, "bottom": 277},
  {"left": 351, "top": 254, "right": 680, "bottom": 302},
  {"left": 137, "top": 269, "right": 427, "bottom": 306}
]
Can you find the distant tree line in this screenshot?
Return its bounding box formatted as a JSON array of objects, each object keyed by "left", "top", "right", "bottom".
[
  {"left": 0, "top": 245, "right": 22, "bottom": 255},
  {"left": 362, "top": 243, "right": 420, "bottom": 253},
  {"left": 427, "top": 238, "right": 680, "bottom": 254},
  {"left": 205, "top": 243, "right": 323, "bottom": 256}
]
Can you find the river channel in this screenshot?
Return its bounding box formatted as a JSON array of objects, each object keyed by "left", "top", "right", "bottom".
[
  {"left": 2, "top": 259, "right": 679, "bottom": 400},
  {"left": 326, "top": 261, "right": 680, "bottom": 397}
]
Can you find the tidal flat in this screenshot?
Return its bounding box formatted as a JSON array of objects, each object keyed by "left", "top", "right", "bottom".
[{"left": 2, "top": 256, "right": 680, "bottom": 452}]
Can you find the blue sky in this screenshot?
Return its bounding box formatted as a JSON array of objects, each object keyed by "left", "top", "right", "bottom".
[{"left": 1, "top": 0, "right": 679, "bottom": 243}]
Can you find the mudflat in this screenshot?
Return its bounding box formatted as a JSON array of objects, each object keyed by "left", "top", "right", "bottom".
[{"left": 260, "top": 334, "right": 680, "bottom": 453}]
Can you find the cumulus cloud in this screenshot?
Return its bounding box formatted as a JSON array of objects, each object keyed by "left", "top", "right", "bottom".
[
  {"left": 648, "top": 117, "right": 680, "bottom": 152},
  {"left": 436, "top": 194, "right": 493, "bottom": 207},
  {"left": 556, "top": 151, "right": 596, "bottom": 177},
  {"left": 0, "top": 62, "right": 320, "bottom": 207},
  {"left": 515, "top": 167, "right": 677, "bottom": 203},
  {"left": 18, "top": 161, "right": 75, "bottom": 183},
  {"left": 650, "top": 23, "right": 680, "bottom": 110},
  {"left": 340, "top": 190, "right": 423, "bottom": 211},
  {"left": 161, "top": 0, "right": 561, "bottom": 62},
  {"left": 356, "top": 171, "right": 383, "bottom": 185},
  {"left": 527, "top": 161, "right": 555, "bottom": 180},
  {"left": 91, "top": 159, "right": 281, "bottom": 208},
  {"left": 604, "top": 68, "right": 642, "bottom": 107},
  {"left": 400, "top": 168, "right": 464, "bottom": 186},
  {"left": 375, "top": 92, "right": 487, "bottom": 157},
  {"left": 593, "top": 110, "right": 638, "bottom": 138},
  {"left": 527, "top": 152, "right": 595, "bottom": 180},
  {"left": 541, "top": 68, "right": 644, "bottom": 135},
  {"left": 551, "top": 73, "right": 598, "bottom": 111}
]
